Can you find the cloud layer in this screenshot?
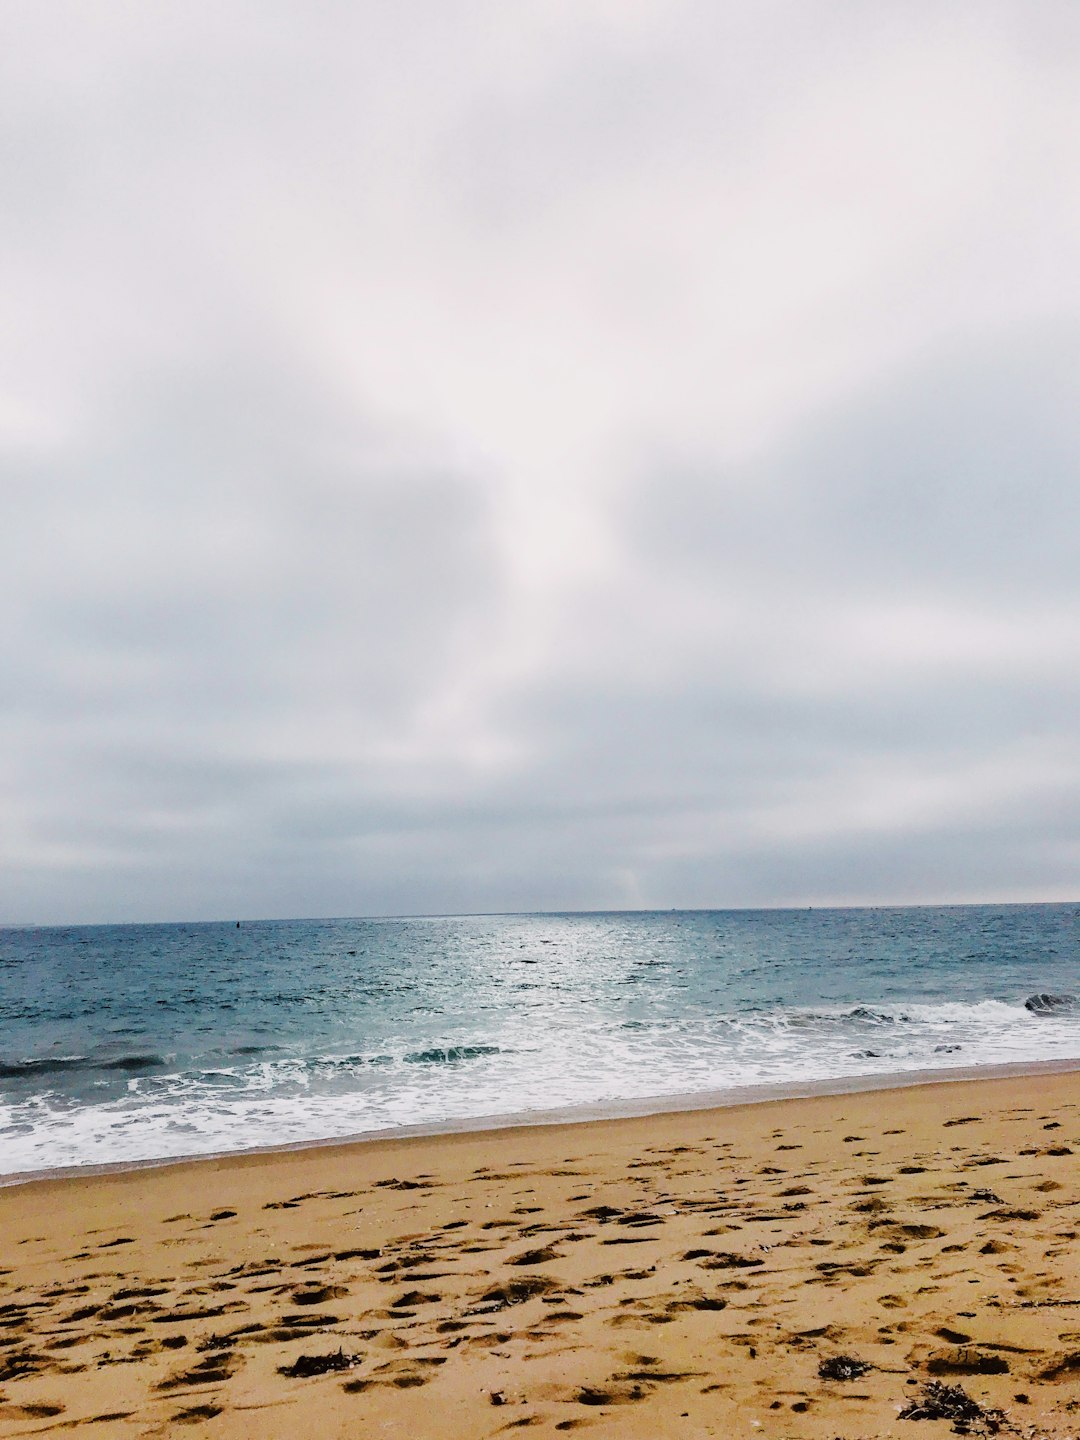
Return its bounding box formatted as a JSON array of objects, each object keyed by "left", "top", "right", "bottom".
[{"left": 3, "top": 2, "right": 1079, "bottom": 921}]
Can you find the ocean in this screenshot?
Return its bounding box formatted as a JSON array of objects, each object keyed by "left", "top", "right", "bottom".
[{"left": 1, "top": 904, "right": 1078, "bottom": 1179}]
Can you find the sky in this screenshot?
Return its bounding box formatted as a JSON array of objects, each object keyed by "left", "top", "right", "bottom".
[{"left": 2, "top": 1, "right": 1079, "bottom": 924}]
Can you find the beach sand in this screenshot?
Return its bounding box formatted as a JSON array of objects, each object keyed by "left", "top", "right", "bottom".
[{"left": 3, "top": 1072, "right": 1080, "bottom": 1437}]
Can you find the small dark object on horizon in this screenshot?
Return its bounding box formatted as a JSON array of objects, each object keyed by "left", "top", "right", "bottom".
[
  {"left": 279, "top": 1348, "right": 357, "bottom": 1378},
  {"left": 818, "top": 1354, "right": 872, "bottom": 1381},
  {"left": 899, "top": 1380, "right": 1007, "bottom": 1432}
]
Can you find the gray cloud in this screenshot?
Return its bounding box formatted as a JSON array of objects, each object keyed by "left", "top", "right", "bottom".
[{"left": 2, "top": 2, "right": 1079, "bottom": 921}]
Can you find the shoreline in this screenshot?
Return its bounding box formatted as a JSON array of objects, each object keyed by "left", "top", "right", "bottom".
[{"left": 5, "top": 1052, "right": 1080, "bottom": 1191}]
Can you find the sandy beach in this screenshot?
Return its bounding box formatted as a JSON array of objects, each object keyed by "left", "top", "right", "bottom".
[{"left": 2, "top": 1071, "right": 1080, "bottom": 1437}]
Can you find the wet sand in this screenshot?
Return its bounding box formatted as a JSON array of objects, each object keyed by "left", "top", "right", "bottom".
[{"left": 3, "top": 1070, "right": 1080, "bottom": 1437}]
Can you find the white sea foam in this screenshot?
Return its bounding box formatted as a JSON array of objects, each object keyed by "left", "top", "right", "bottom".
[{"left": 4, "top": 995, "right": 1080, "bottom": 1177}]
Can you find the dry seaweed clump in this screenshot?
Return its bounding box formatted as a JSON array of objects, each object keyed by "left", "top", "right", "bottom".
[
  {"left": 898, "top": 1380, "right": 1007, "bottom": 1434},
  {"left": 279, "top": 1349, "right": 358, "bottom": 1378},
  {"left": 818, "top": 1354, "right": 872, "bottom": 1381}
]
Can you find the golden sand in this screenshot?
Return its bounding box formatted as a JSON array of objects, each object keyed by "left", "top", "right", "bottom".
[{"left": 3, "top": 1071, "right": 1080, "bottom": 1437}]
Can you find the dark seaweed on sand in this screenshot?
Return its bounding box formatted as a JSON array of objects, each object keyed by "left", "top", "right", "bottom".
[
  {"left": 899, "top": 1381, "right": 1006, "bottom": 1433},
  {"left": 279, "top": 1348, "right": 357, "bottom": 1378},
  {"left": 818, "top": 1354, "right": 872, "bottom": 1381}
]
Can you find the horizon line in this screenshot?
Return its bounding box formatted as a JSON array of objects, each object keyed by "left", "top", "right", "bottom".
[{"left": 4, "top": 896, "right": 1079, "bottom": 930}]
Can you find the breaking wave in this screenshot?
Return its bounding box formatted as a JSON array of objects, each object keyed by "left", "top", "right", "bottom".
[{"left": 0, "top": 1053, "right": 168, "bottom": 1080}]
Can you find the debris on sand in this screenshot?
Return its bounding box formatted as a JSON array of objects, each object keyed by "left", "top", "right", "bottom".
[
  {"left": 471, "top": 1275, "right": 560, "bottom": 1312},
  {"left": 817, "top": 1354, "right": 872, "bottom": 1381},
  {"left": 279, "top": 1348, "right": 358, "bottom": 1378},
  {"left": 899, "top": 1380, "right": 1007, "bottom": 1433}
]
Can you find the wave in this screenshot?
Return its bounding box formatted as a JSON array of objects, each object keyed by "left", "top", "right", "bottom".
[
  {"left": 741, "top": 999, "right": 1026, "bottom": 1029},
  {"left": 403, "top": 1045, "right": 503, "bottom": 1065},
  {"left": 4, "top": 1004, "right": 1080, "bottom": 1178},
  {"left": 0, "top": 1053, "right": 168, "bottom": 1080},
  {"left": 0, "top": 1056, "right": 88, "bottom": 1079},
  {"left": 780, "top": 1005, "right": 908, "bottom": 1025},
  {"left": 0, "top": 1043, "right": 511, "bottom": 1094},
  {"left": 98, "top": 1054, "right": 168, "bottom": 1071},
  {"left": 303, "top": 1053, "right": 392, "bottom": 1070}
]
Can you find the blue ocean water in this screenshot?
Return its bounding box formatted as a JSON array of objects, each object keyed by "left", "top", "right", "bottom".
[{"left": 1, "top": 905, "right": 1078, "bottom": 1178}]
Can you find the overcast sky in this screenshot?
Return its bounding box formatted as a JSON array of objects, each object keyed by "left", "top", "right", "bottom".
[{"left": 3, "top": 1, "right": 1079, "bottom": 924}]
